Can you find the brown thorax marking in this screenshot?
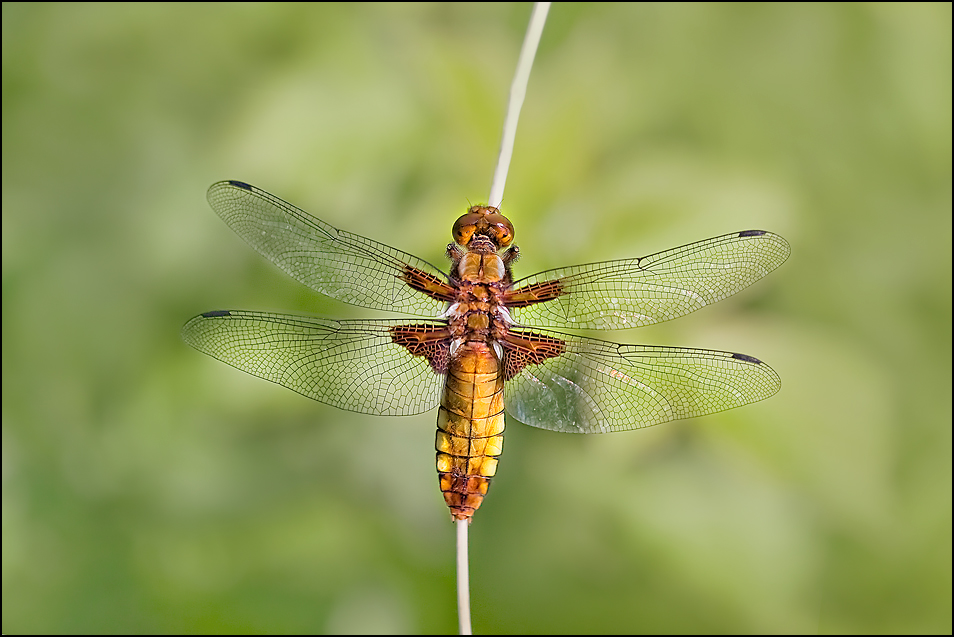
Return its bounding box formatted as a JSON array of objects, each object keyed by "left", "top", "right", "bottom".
[{"left": 448, "top": 289, "right": 508, "bottom": 343}]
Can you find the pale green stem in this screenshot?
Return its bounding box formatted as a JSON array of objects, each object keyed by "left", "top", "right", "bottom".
[
  {"left": 457, "top": 519, "right": 472, "bottom": 635},
  {"left": 488, "top": 2, "right": 551, "bottom": 209}
]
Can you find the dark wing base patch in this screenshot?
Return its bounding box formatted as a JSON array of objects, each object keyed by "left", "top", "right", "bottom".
[
  {"left": 501, "top": 329, "right": 566, "bottom": 380},
  {"left": 390, "top": 324, "right": 453, "bottom": 374},
  {"left": 502, "top": 279, "right": 565, "bottom": 307},
  {"left": 402, "top": 266, "right": 456, "bottom": 302}
]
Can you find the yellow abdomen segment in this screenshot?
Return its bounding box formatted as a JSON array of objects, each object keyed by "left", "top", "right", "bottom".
[{"left": 436, "top": 342, "right": 505, "bottom": 520}]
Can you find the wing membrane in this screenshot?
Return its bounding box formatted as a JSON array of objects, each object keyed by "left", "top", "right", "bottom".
[
  {"left": 182, "top": 311, "right": 446, "bottom": 415},
  {"left": 509, "top": 230, "right": 790, "bottom": 329},
  {"left": 207, "top": 181, "right": 449, "bottom": 317},
  {"left": 504, "top": 329, "right": 781, "bottom": 433}
]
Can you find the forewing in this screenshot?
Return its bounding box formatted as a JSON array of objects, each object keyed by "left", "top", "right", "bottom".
[
  {"left": 182, "top": 311, "right": 446, "bottom": 415},
  {"left": 508, "top": 231, "right": 789, "bottom": 329},
  {"left": 207, "top": 181, "right": 451, "bottom": 317},
  {"left": 504, "top": 329, "right": 781, "bottom": 433}
]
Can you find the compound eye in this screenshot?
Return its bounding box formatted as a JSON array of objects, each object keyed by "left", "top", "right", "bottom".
[
  {"left": 487, "top": 214, "right": 514, "bottom": 247},
  {"left": 452, "top": 213, "right": 481, "bottom": 245}
]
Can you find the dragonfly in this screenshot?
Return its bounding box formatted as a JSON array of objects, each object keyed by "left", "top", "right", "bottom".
[{"left": 182, "top": 180, "right": 789, "bottom": 521}]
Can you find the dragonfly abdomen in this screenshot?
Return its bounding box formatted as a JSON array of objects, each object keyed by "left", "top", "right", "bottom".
[{"left": 436, "top": 341, "right": 505, "bottom": 521}]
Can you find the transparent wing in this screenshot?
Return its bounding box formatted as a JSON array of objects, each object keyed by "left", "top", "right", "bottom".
[
  {"left": 509, "top": 230, "right": 790, "bottom": 330},
  {"left": 504, "top": 329, "right": 781, "bottom": 433},
  {"left": 182, "top": 311, "right": 446, "bottom": 415},
  {"left": 207, "top": 180, "right": 450, "bottom": 317}
]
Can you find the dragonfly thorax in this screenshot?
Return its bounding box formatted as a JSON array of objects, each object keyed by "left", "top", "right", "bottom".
[{"left": 457, "top": 251, "right": 506, "bottom": 283}]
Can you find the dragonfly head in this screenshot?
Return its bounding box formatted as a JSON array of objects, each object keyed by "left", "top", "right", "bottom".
[{"left": 452, "top": 205, "right": 514, "bottom": 249}]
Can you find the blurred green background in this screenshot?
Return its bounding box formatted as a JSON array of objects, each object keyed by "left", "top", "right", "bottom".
[{"left": 3, "top": 3, "right": 950, "bottom": 633}]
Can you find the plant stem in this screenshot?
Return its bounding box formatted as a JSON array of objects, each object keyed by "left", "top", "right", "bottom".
[
  {"left": 488, "top": 2, "right": 551, "bottom": 209},
  {"left": 457, "top": 519, "right": 472, "bottom": 635}
]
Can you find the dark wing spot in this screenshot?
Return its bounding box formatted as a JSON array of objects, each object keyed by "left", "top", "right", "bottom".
[
  {"left": 731, "top": 352, "right": 763, "bottom": 364},
  {"left": 201, "top": 310, "right": 232, "bottom": 318},
  {"left": 227, "top": 180, "right": 254, "bottom": 191},
  {"left": 737, "top": 230, "right": 767, "bottom": 238}
]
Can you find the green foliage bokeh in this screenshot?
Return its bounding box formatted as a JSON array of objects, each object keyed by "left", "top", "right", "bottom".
[{"left": 3, "top": 3, "right": 950, "bottom": 633}]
